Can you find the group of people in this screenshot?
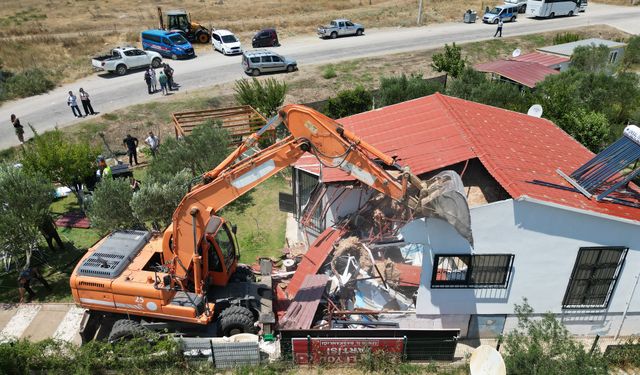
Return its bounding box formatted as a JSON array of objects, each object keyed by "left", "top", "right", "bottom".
[
  {"left": 145, "top": 63, "right": 175, "bottom": 96},
  {"left": 67, "top": 88, "right": 97, "bottom": 118}
]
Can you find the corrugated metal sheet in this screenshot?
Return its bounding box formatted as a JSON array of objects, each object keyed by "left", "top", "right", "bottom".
[
  {"left": 295, "top": 93, "right": 639, "bottom": 222},
  {"left": 287, "top": 227, "right": 345, "bottom": 296},
  {"left": 279, "top": 274, "right": 330, "bottom": 330},
  {"left": 512, "top": 52, "right": 569, "bottom": 67},
  {"left": 475, "top": 60, "right": 559, "bottom": 88}
]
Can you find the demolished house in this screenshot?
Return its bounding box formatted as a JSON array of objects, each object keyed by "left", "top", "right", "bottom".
[{"left": 280, "top": 93, "right": 640, "bottom": 342}]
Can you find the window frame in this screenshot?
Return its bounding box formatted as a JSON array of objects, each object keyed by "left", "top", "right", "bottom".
[
  {"left": 562, "top": 246, "right": 628, "bottom": 309},
  {"left": 431, "top": 253, "right": 514, "bottom": 289}
]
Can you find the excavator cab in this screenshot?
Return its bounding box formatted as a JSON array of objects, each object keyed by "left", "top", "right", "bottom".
[
  {"left": 167, "top": 10, "right": 190, "bottom": 33},
  {"left": 201, "top": 216, "right": 239, "bottom": 286}
]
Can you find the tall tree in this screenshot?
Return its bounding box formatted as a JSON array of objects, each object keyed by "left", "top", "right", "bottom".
[
  {"left": 0, "top": 165, "right": 54, "bottom": 268},
  {"left": 431, "top": 42, "right": 466, "bottom": 79},
  {"left": 570, "top": 44, "right": 611, "bottom": 73},
  {"left": 22, "top": 128, "right": 99, "bottom": 207}
]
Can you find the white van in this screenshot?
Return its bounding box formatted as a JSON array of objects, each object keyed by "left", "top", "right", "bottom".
[
  {"left": 504, "top": 0, "right": 528, "bottom": 13},
  {"left": 211, "top": 29, "right": 242, "bottom": 55},
  {"left": 483, "top": 4, "right": 520, "bottom": 23}
]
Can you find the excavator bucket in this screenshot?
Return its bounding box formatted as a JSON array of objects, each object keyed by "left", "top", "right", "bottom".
[{"left": 413, "top": 170, "right": 474, "bottom": 246}]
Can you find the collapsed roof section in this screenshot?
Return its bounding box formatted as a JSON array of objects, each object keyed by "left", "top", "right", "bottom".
[{"left": 294, "top": 93, "right": 639, "bottom": 222}]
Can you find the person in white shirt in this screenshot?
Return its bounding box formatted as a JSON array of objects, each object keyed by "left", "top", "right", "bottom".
[
  {"left": 148, "top": 67, "right": 158, "bottom": 93},
  {"left": 67, "top": 91, "right": 82, "bottom": 118},
  {"left": 145, "top": 131, "right": 160, "bottom": 156},
  {"left": 78, "top": 88, "right": 96, "bottom": 116},
  {"left": 494, "top": 18, "right": 504, "bottom": 38}
]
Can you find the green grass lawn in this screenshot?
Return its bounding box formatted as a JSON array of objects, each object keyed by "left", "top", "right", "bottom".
[
  {"left": 220, "top": 174, "right": 290, "bottom": 264},
  {"left": 0, "top": 195, "right": 102, "bottom": 303}
]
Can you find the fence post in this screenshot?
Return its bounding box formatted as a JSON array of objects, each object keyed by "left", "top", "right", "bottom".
[{"left": 590, "top": 334, "right": 600, "bottom": 355}]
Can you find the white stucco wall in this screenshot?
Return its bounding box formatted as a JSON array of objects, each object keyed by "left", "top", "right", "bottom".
[{"left": 408, "top": 198, "right": 640, "bottom": 336}]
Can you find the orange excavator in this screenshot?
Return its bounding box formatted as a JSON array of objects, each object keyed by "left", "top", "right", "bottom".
[{"left": 71, "top": 105, "right": 472, "bottom": 342}]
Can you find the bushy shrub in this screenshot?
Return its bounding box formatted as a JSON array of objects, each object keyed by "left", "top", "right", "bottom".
[
  {"left": 322, "top": 65, "right": 337, "bottom": 79},
  {"left": 553, "top": 32, "right": 581, "bottom": 45},
  {"left": 1, "top": 68, "right": 55, "bottom": 100},
  {"left": 323, "top": 86, "right": 373, "bottom": 119},
  {"left": 377, "top": 74, "right": 444, "bottom": 107},
  {"left": 446, "top": 67, "right": 531, "bottom": 113},
  {"left": 131, "top": 169, "right": 191, "bottom": 230},
  {"left": 234, "top": 78, "right": 288, "bottom": 117},
  {"left": 147, "top": 121, "right": 232, "bottom": 180},
  {"left": 571, "top": 45, "right": 611, "bottom": 73},
  {"left": 502, "top": 300, "right": 608, "bottom": 375},
  {"left": 87, "top": 177, "right": 140, "bottom": 233}
]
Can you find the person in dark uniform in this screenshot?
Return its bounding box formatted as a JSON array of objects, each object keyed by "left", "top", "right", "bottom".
[
  {"left": 123, "top": 134, "right": 139, "bottom": 166},
  {"left": 39, "top": 215, "right": 64, "bottom": 251},
  {"left": 11, "top": 114, "right": 25, "bottom": 143},
  {"left": 18, "top": 267, "right": 51, "bottom": 303}
]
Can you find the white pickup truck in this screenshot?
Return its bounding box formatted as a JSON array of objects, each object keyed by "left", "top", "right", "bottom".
[
  {"left": 92, "top": 47, "right": 163, "bottom": 76},
  {"left": 317, "top": 19, "right": 365, "bottom": 39}
]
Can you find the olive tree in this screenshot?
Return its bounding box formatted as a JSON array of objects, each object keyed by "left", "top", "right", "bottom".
[
  {"left": 130, "top": 169, "right": 192, "bottom": 230},
  {"left": 22, "top": 128, "right": 100, "bottom": 207},
  {"left": 0, "top": 164, "right": 54, "bottom": 267},
  {"left": 86, "top": 177, "right": 140, "bottom": 233}
]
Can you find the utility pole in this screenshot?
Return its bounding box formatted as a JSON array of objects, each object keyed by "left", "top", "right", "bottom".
[{"left": 417, "top": 0, "right": 424, "bottom": 25}]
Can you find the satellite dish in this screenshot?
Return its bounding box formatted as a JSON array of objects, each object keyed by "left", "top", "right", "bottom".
[
  {"left": 512, "top": 48, "right": 521, "bottom": 58},
  {"left": 469, "top": 345, "right": 506, "bottom": 375},
  {"left": 527, "top": 104, "right": 543, "bottom": 118}
]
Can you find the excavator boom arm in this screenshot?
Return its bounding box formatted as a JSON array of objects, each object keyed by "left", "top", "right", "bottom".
[{"left": 166, "top": 105, "right": 416, "bottom": 282}]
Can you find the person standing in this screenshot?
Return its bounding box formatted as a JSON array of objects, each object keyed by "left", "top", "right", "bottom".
[
  {"left": 144, "top": 70, "right": 153, "bottom": 94},
  {"left": 148, "top": 66, "right": 158, "bottom": 93},
  {"left": 123, "top": 134, "right": 139, "bottom": 166},
  {"left": 145, "top": 131, "right": 160, "bottom": 156},
  {"left": 10, "top": 114, "right": 25, "bottom": 143},
  {"left": 494, "top": 18, "right": 503, "bottom": 38},
  {"left": 67, "top": 91, "right": 82, "bottom": 118},
  {"left": 39, "top": 215, "right": 64, "bottom": 252},
  {"left": 78, "top": 88, "right": 96, "bottom": 116},
  {"left": 163, "top": 63, "right": 174, "bottom": 90},
  {"left": 159, "top": 71, "right": 168, "bottom": 95}
]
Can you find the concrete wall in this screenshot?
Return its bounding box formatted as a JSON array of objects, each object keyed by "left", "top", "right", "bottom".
[{"left": 407, "top": 198, "right": 640, "bottom": 337}]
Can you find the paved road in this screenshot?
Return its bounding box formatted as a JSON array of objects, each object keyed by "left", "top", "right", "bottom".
[
  {"left": 0, "top": 303, "right": 83, "bottom": 344},
  {"left": 1, "top": 3, "right": 639, "bottom": 150}
]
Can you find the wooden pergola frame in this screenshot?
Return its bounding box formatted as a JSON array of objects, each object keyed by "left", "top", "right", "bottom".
[{"left": 172, "top": 105, "right": 271, "bottom": 144}]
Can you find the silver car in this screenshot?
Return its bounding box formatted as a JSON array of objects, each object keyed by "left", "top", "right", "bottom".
[{"left": 242, "top": 50, "right": 297, "bottom": 76}]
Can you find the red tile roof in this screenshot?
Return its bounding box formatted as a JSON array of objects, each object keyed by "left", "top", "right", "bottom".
[
  {"left": 294, "top": 93, "right": 639, "bottom": 222},
  {"left": 512, "top": 52, "right": 570, "bottom": 67},
  {"left": 475, "top": 60, "right": 560, "bottom": 88}
]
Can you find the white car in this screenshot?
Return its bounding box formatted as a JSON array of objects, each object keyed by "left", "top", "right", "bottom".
[{"left": 211, "top": 29, "right": 242, "bottom": 55}]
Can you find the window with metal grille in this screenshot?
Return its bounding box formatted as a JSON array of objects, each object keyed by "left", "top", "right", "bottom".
[
  {"left": 294, "top": 169, "right": 324, "bottom": 233},
  {"left": 562, "top": 247, "right": 628, "bottom": 309},
  {"left": 431, "top": 254, "right": 514, "bottom": 289}
]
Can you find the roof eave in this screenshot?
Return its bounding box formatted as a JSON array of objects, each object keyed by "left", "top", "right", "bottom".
[{"left": 516, "top": 195, "right": 640, "bottom": 226}]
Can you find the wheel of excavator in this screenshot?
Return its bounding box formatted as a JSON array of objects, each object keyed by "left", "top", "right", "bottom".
[
  {"left": 219, "top": 305, "right": 255, "bottom": 320},
  {"left": 107, "top": 319, "right": 150, "bottom": 343},
  {"left": 230, "top": 265, "right": 256, "bottom": 282},
  {"left": 218, "top": 307, "right": 257, "bottom": 337}
]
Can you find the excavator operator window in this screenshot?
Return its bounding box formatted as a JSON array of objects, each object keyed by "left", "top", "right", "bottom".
[
  {"left": 207, "top": 239, "right": 222, "bottom": 272},
  {"left": 215, "top": 225, "right": 235, "bottom": 271}
]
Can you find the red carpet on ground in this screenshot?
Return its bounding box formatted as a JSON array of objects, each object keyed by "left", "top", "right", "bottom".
[{"left": 55, "top": 212, "right": 91, "bottom": 229}]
